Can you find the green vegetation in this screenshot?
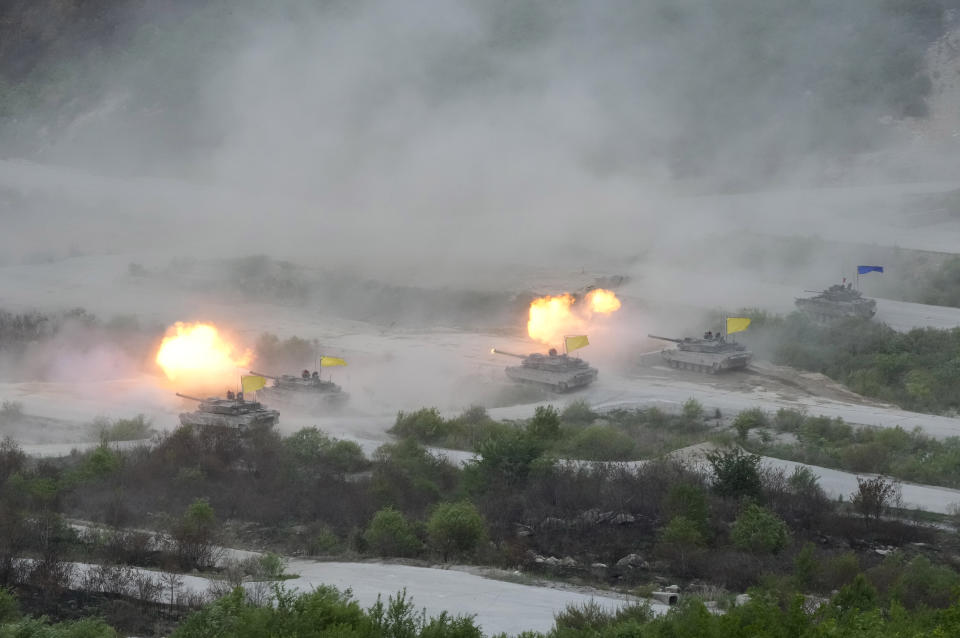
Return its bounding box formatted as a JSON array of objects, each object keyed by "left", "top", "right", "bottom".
[
  {"left": 748, "top": 407, "right": 960, "bottom": 489},
  {"left": 426, "top": 501, "right": 487, "bottom": 561},
  {"left": 390, "top": 401, "right": 712, "bottom": 461},
  {"left": 363, "top": 507, "right": 421, "bottom": 558},
  {"left": 89, "top": 414, "right": 152, "bottom": 443},
  {"left": 744, "top": 311, "right": 960, "bottom": 414},
  {"left": 730, "top": 505, "right": 789, "bottom": 554}
]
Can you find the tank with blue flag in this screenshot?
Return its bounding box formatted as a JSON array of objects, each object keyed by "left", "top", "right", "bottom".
[{"left": 795, "top": 273, "right": 878, "bottom": 322}]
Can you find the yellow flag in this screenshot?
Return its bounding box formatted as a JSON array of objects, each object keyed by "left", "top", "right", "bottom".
[
  {"left": 726, "top": 317, "right": 751, "bottom": 335},
  {"left": 320, "top": 356, "right": 347, "bottom": 367},
  {"left": 564, "top": 335, "right": 589, "bottom": 352},
  {"left": 241, "top": 375, "right": 266, "bottom": 393}
]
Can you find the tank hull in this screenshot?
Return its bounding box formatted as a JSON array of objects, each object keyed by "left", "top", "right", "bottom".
[
  {"left": 258, "top": 386, "right": 349, "bottom": 410},
  {"left": 660, "top": 348, "right": 752, "bottom": 373},
  {"left": 178, "top": 409, "right": 279, "bottom": 429},
  {"left": 795, "top": 297, "right": 876, "bottom": 321},
  {"left": 504, "top": 365, "right": 598, "bottom": 392}
]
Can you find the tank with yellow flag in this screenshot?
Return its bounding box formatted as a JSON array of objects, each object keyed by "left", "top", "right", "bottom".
[
  {"left": 648, "top": 317, "right": 753, "bottom": 373},
  {"left": 491, "top": 335, "right": 598, "bottom": 392},
  {"left": 250, "top": 357, "right": 349, "bottom": 410},
  {"left": 176, "top": 391, "right": 280, "bottom": 430}
]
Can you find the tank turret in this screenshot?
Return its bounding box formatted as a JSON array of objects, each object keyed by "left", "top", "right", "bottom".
[
  {"left": 250, "top": 369, "right": 349, "bottom": 409},
  {"left": 647, "top": 333, "right": 752, "bottom": 373},
  {"left": 795, "top": 282, "right": 876, "bottom": 321},
  {"left": 177, "top": 393, "right": 279, "bottom": 430},
  {"left": 491, "top": 347, "right": 598, "bottom": 392}
]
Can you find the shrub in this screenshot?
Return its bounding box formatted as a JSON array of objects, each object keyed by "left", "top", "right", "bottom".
[
  {"left": 733, "top": 408, "right": 768, "bottom": 440},
  {"left": 682, "top": 398, "right": 704, "bottom": 422},
  {"left": 363, "top": 507, "right": 420, "bottom": 558},
  {"left": 426, "top": 501, "right": 487, "bottom": 561},
  {"left": 851, "top": 476, "right": 901, "bottom": 521},
  {"left": 171, "top": 498, "right": 220, "bottom": 570},
  {"left": 391, "top": 408, "right": 451, "bottom": 444},
  {"left": 561, "top": 400, "right": 597, "bottom": 426},
  {"left": 527, "top": 405, "right": 561, "bottom": 440},
  {"left": 663, "top": 483, "right": 710, "bottom": 536},
  {"left": 657, "top": 516, "right": 705, "bottom": 574},
  {"left": 563, "top": 425, "right": 637, "bottom": 461},
  {"left": 707, "top": 448, "right": 763, "bottom": 501},
  {"left": 730, "top": 505, "right": 789, "bottom": 554}
]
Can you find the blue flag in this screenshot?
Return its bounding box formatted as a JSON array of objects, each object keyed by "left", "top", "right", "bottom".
[{"left": 857, "top": 265, "right": 884, "bottom": 275}]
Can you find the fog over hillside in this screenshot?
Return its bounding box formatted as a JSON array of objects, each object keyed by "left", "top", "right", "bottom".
[{"left": 2, "top": 0, "right": 960, "bottom": 280}]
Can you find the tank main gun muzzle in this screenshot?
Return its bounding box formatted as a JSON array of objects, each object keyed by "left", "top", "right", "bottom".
[{"left": 491, "top": 348, "right": 526, "bottom": 359}]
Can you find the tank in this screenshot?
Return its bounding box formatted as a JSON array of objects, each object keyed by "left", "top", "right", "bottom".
[
  {"left": 251, "top": 370, "right": 349, "bottom": 409},
  {"left": 648, "top": 334, "right": 752, "bottom": 373},
  {"left": 176, "top": 393, "right": 279, "bottom": 429},
  {"left": 795, "top": 283, "right": 876, "bottom": 321},
  {"left": 491, "top": 348, "right": 598, "bottom": 392}
]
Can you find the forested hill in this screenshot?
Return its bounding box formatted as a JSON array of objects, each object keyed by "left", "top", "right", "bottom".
[{"left": 1, "top": 0, "right": 958, "bottom": 182}]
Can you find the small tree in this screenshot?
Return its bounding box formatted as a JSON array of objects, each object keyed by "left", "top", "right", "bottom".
[
  {"left": 707, "top": 448, "right": 763, "bottom": 501},
  {"left": 731, "top": 504, "right": 789, "bottom": 554},
  {"left": 363, "top": 507, "right": 420, "bottom": 558},
  {"left": 663, "top": 483, "right": 710, "bottom": 537},
  {"left": 527, "top": 405, "right": 561, "bottom": 440},
  {"left": 172, "top": 498, "right": 220, "bottom": 570},
  {"left": 733, "top": 408, "right": 768, "bottom": 441},
  {"left": 426, "top": 501, "right": 487, "bottom": 561},
  {"left": 682, "top": 398, "right": 704, "bottom": 422},
  {"left": 657, "top": 516, "right": 705, "bottom": 575},
  {"left": 851, "top": 476, "right": 900, "bottom": 522},
  {"left": 561, "top": 400, "right": 596, "bottom": 426}
]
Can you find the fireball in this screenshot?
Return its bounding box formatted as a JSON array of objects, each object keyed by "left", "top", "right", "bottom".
[
  {"left": 155, "top": 322, "right": 251, "bottom": 391},
  {"left": 586, "top": 288, "right": 621, "bottom": 314},
  {"left": 527, "top": 294, "right": 584, "bottom": 345},
  {"left": 526, "top": 289, "right": 622, "bottom": 347}
]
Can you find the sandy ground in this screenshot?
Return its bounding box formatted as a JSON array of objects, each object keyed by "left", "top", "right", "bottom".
[{"left": 62, "top": 558, "right": 658, "bottom": 636}]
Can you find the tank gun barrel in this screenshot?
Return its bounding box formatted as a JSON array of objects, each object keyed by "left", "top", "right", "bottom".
[
  {"left": 491, "top": 348, "right": 526, "bottom": 359},
  {"left": 249, "top": 371, "right": 279, "bottom": 380},
  {"left": 647, "top": 334, "right": 682, "bottom": 343},
  {"left": 175, "top": 393, "right": 204, "bottom": 402}
]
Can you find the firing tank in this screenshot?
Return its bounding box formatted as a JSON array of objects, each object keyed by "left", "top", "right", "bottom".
[
  {"left": 648, "top": 333, "right": 752, "bottom": 373},
  {"left": 795, "top": 283, "right": 876, "bottom": 321},
  {"left": 176, "top": 393, "right": 279, "bottom": 430},
  {"left": 491, "top": 348, "right": 598, "bottom": 392},
  {"left": 251, "top": 370, "right": 349, "bottom": 409}
]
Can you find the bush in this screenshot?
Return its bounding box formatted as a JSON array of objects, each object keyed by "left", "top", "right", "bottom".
[
  {"left": 562, "top": 425, "right": 637, "bottom": 461},
  {"left": 707, "top": 448, "right": 763, "bottom": 501},
  {"left": 527, "top": 405, "right": 561, "bottom": 440},
  {"left": 682, "top": 398, "right": 704, "bottom": 422},
  {"left": 426, "top": 501, "right": 487, "bottom": 561},
  {"left": 0, "top": 587, "right": 19, "bottom": 622},
  {"left": 391, "top": 408, "right": 451, "bottom": 444},
  {"left": 663, "top": 483, "right": 710, "bottom": 536},
  {"left": 363, "top": 507, "right": 420, "bottom": 558},
  {"left": 172, "top": 498, "right": 220, "bottom": 570},
  {"left": 657, "top": 516, "right": 705, "bottom": 574},
  {"left": 852, "top": 476, "right": 901, "bottom": 521},
  {"left": 733, "top": 408, "right": 768, "bottom": 440},
  {"left": 561, "top": 400, "right": 597, "bottom": 426},
  {"left": 284, "top": 427, "right": 369, "bottom": 474},
  {"left": 91, "top": 414, "right": 152, "bottom": 443},
  {"left": 730, "top": 505, "right": 789, "bottom": 554}
]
